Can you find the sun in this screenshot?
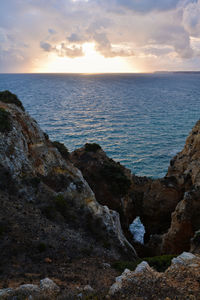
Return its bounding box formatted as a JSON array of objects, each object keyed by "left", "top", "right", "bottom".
[{"left": 33, "top": 43, "right": 138, "bottom": 73}]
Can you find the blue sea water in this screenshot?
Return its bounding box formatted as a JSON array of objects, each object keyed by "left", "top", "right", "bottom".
[{"left": 0, "top": 73, "right": 200, "bottom": 178}]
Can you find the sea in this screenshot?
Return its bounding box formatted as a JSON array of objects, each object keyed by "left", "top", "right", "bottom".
[{"left": 0, "top": 72, "right": 200, "bottom": 178}]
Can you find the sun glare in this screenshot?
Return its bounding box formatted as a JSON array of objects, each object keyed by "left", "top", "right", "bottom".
[{"left": 33, "top": 43, "right": 138, "bottom": 73}]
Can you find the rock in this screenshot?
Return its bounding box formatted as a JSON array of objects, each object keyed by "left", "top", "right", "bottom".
[
  {"left": 161, "top": 188, "right": 200, "bottom": 254},
  {"left": 190, "top": 230, "right": 200, "bottom": 253},
  {"left": 71, "top": 143, "right": 182, "bottom": 248},
  {"left": 15, "top": 284, "right": 40, "bottom": 297},
  {"left": 108, "top": 253, "right": 200, "bottom": 299},
  {"left": 102, "top": 262, "right": 111, "bottom": 269},
  {"left": 83, "top": 285, "right": 94, "bottom": 293},
  {"left": 109, "top": 269, "right": 132, "bottom": 296},
  {"left": 40, "top": 277, "right": 60, "bottom": 294},
  {"left": 171, "top": 252, "right": 197, "bottom": 266},
  {"left": 0, "top": 288, "right": 14, "bottom": 299},
  {"left": 0, "top": 279, "right": 60, "bottom": 299},
  {"left": 0, "top": 98, "right": 137, "bottom": 260},
  {"left": 134, "top": 261, "right": 151, "bottom": 274}
]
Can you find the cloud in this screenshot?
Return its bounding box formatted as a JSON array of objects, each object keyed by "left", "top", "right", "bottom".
[
  {"left": 40, "top": 41, "right": 52, "bottom": 52},
  {"left": 0, "top": 0, "right": 200, "bottom": 72},
  {"left": 183, "top": 0, "right": 200, "bottom": 37},
  {"left": 95, "top": 0, "right": 182, "bottom": 13},
  {"left": 40, "top": 40, "right": 84, "bottom": 58}
]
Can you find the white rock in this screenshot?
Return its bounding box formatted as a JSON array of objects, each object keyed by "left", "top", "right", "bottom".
[
  {"left": 40, "top": 277, "right": 60, "bottom": 294},
  {"left": 134, "top": 261, "right": 150, "bottom": 274},
  {"left": 83, "top": 285, "right": 94, "bottom": 293},
  {"left": 16, "top": 284, "right": 40, "bottom": 296},
  {"left": 109, "top": 269, "right": 132, "bottom": 295},
  {"left": 172, "top": 252, "right": 197, "bottom": 266},
  {"left": 0, "top": 288, "right": 14, "bottom": 298}
]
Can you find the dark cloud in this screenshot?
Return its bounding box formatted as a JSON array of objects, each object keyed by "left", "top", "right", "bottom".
[{"left": 40, "top": 41, "right": 52, "bottom": 52}]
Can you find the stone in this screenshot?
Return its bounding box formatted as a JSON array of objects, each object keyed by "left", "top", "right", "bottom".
[
  {"left": 109, "top": 269, "right": 132, "bottom": 295},
  {"left": 83, "top": 285, "right": 94, "bottom": 293},
  {"left": 171, "top": 252, "right": 197, "bottom": 266},
  {"left": 134, "top": 261, "right": 151, "bottom": 274},
  {"left": 40, "top": 278, "right": 60, "bottom": 294},
  {"left": 0, "top": 288, "right": 14, "bottom": 299}
]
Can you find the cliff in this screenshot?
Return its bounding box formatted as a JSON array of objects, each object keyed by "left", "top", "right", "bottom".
[
  {"left": 0, "top": 91, "right": 136, "bottom": 294},
  {"left": 71, "top": 120, "right": 200, "bottom": 256}
]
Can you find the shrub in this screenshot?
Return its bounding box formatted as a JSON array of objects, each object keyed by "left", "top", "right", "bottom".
[
  {"left": 85, "top": 143, "right": 101, "bottom": 152},
  {"left": 0, "top": 107, "right": 12, "bottom": 132},
  {"left": 52, "top": 141, "right": 69, "bottom": 159},
  {"left": 54, "top": 194, "right": 69, "bottom": 218},
  {"left": 100, "top": 161, "right": 131, "bottom": 196},
  {"left": 37, "top": 242, "right": 47, "bottom": 253},
  {"left": 112, "top": 255, "right": 177, "bottom": 273},
  {"left": 0, "top": 90, "right": 25, "bottom": 111}
]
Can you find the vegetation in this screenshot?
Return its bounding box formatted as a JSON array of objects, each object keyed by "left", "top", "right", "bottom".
[
  {"left": 54, "top": 194, "right": 69, "bottom": 216},
  {"left": 100, "top": 160, "right": 131, "bottom": 196},
  {"left": 85, "top": 143, "right": 101, "bottom": 152},
  {"left": 42, "top": 194, "right": 77, "bottom": 222},
  {"left": 0, "top": 107, "right": 12, "bottom": 132},
  {"left": 37, "top": 242, "right": 47, "bottom": 253},
  {"left": 52, "top": 141, "right": 70, "bottom": 159},
  {"left": 0, "top": 90, "right": 25, "bottom": 111},
  {"left": 112, "top": 255, "right": 177, "bottom": 273}
]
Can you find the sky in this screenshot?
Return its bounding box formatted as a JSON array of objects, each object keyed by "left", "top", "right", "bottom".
[{"left": 1, "top": 0, "right": 200, "bottom": 73}]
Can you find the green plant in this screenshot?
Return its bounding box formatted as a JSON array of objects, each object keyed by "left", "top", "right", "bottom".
[
  {"left": 52, "top": 141, "right": 69, "bottom": 159},
  {"left": 37, "top": 242, "right": 47, "bottom": 253},
  {"left": 0, "top": 224, "right": 7, "bottom": 236},
  {"left": 84, "top": 143, "right": 101, "bottom": 152},
  {"left": 100, "top": 161, "right": 131, "bottom": 196},
  {"left": 143, "top": 255, "right": 177, "bottom": 272},
  {"left": 54, "top": 194, "right": 69, "bottom": 217},
  {"left": 0, "top": 90, "right": 25, "bottom": 111},
  {"left": 112, "top": 255, "right": 177, "bottom": 273},
  {"left": 0, "top": 108, "right": 12, "bottom": 132}
]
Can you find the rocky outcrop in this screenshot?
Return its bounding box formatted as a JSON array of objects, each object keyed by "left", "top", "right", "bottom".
[
  {"left": 0, "top": 278, "right": 60, "bottom": 299},
  {"left": 71, "top": 119, "right": 200, "bottom": 256},
  {"left": 108, "top": 252, "right": 200, "bottom": 299},
  {"left": 0, "top": 91, "right": 137, "bottom": 279},
  {"left": 71, "top": 144, "right": 182, "bottom": 246},
  {"left": 71, "top": 145, "right": 138, "bottom": 233},
  {"left": 161, "top": 121, "right": 200, "bottom": 254}
]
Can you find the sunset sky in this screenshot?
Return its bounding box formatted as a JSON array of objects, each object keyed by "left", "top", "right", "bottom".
[{"left": 1, "top": 0, "right": 200, "bottom": 73}]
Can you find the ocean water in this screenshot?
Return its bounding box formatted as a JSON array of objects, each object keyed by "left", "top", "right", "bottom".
[
  {"left": 0, "top": 73, "right": 200, "bottom": 178},
  {"left": 129, "top": 217, "right": 145, "bottom": 244}
]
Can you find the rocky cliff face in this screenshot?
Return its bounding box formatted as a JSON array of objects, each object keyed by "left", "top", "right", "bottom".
[
  {"left": 71, "top": 120, "right": 200, "bottom": 256},
  {"left": 71, "top": 144, "right": 183, "bottom": 252},
  {"left": 0, "top": 91, "right": 137, "bottom": 283},
  {"left": 161, "top": 120, "right": 200, "bottom": 254}
]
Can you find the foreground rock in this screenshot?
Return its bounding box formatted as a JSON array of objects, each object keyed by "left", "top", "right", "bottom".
[
  {"left": 0, "top": 278, "right": 60, "bottom": 299},
  {"left": 109, "top": 252, "right": 200, "bottom": 299}
]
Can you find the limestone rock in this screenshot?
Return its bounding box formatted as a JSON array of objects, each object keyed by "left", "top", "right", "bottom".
[
  {"left": 0, "top": 278, "right": 60, "bottom": 299},
  {"left": 108, "top": 253, "right": 200, "bottom": 299},
  {"left": 40, "top": 277, "right": 60, "bottom": 294},
  {"left": 171, "top": 252, "right": 197, "bottom": 266},
  {"left": 0, "top": 97, "right": 136, "bottom": 259}
]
